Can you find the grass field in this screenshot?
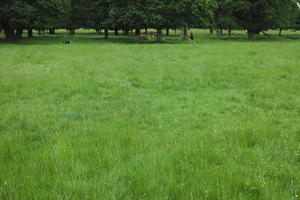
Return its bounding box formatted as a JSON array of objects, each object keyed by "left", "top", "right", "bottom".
[{"left": 0, "top": 29, "right": 300, "bottom": 200}]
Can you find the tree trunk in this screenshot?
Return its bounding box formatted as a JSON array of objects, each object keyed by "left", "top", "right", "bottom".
[
  {"left": 104, "top": 28, "right": 108, "bottom": 39},
  {"left": 38, "top": 29, "right": 41, "bottom": 35},
  {"left": 216, "top": 30, "right": 221, "bottom": 40},
  {"left": 28, "top": 29, "right": 33, "bottom": 38},
  {"left": 114, "top": 29, "right": 119, "bottom": 35},
  {"left": 247, "top": 30, "right": 255, "bottom": 40},
  {"left": 145, "top": 28, "right": 148, "bottom": 34},
  {"left": 228, "top": 28, "right": 231, "bottom": 39},
  {"left": 69, "top": 29, "right": 75, "bottom": 35},
  {"left": 95, "top": 29, "right": 100, "bottom": 35},
  {"left": 220, "top": 28, "right": 223, "bottom": 34},
  {"left": 166, "top": 28, "right": 169, "bottom": 36},
  {"left": 49, "top": 29, "right": 55, "bottom": 34},
  {"left": 16, "top": 28, "right": 23, "bottom": 40},
  {"left": 209, "top": 28, "right": 213, "bottom": 34},
  {"left": 4, "top": 28, "right": 16, "bottom": 40},
  {"left": 123, "top": 28, "right": 129, "bottom": 35},
  {"left": 279, "top": 28, "right": 282, "bottom": 36},
  {"left": 156, "top": 28, "right": 163, "bottom": 42},
  {"left": 181, "top": 25, "right": 188, "bottom": 40},
  {"left": 135, "top": 28, "right": 141, "bottom": 35}
]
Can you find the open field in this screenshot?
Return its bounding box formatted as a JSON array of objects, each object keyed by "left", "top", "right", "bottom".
[{"left": 0, "top": 30, "right": 300, "bottom": 200}]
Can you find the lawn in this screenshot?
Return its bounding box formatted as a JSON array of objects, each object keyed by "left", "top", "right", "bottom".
[{"left": 0, "top": 29, "right": 300, "bottom": 200}]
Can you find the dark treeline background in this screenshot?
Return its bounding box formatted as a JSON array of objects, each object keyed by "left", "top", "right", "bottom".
[{"left": 1, "top": 0, "right": 300, "bottom": 41}]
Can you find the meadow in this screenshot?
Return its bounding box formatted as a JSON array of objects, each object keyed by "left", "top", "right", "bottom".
[{"left": 0, "top": 29, "right": 300, "bottom": 200}]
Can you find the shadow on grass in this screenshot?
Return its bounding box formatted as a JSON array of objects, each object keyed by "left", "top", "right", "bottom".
[
  {"left": 0, "top": 34, "right": 186, "bottom": 45},
  {"left": 203, "top": 31, "right": 300, "bottom": 42},
  {"left": 0, "top": 31, "right": 299, "bottom": 45}
]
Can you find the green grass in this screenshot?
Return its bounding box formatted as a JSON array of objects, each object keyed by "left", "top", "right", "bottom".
[{"left": 0, "top": 29, "right": 300, "bottom": 200}]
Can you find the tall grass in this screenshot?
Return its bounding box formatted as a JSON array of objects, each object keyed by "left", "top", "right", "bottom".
[{"left": 0, "top": 29, "right": 300, "bottom": 200}]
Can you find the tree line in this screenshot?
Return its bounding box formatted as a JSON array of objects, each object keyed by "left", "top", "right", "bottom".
[{"left": 1, "top": 0, "right": 300, "bottom": 41}]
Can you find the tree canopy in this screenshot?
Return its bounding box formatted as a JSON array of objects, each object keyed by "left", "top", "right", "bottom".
[{"left": 1, "top": 0, "right": 300, "bottom": 40}]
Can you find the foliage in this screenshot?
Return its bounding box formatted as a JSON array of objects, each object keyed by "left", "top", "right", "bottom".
[
  {"left": 212, "top": 0, "right": 238, "bottom": 31},
  {"left": 110, "top": 0, "right": 147, "bottom": 31},
  {"left": 295, "top": 7, "right": 300, "bottom": 30},
  {"left": 1, "top": 0, "right": 300, "bottom": 39},
  {"left": 230, "top": 0, "right": 299, "bottom": 38},
  {"left": 0, "top": 0, "right": 34, "bottom": 28}
]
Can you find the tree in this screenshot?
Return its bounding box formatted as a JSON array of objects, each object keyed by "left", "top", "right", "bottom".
[
  {"left": 33, "top": 0, "right": 63, "bottom": 35},
  {"left": 143, "top": 0, "right": 212, "bottom": 41},
  {"left": 212, "top": 0, "right": 238, "bottom": 38},
  {"left": 111, "top": 0, "right": 170, "bottom": 41},
  {"left": 296, "top": 9, "right": 300, "bottom": 30},
  {"left": 110, "top": 0, "right": 147, "bottom": 36},
  {"left": 98, "top": 0, "right": 111, "bottom": 39},
  {"left": 60, "top": 0, "right": 85, "bottom": 34},
  {"left": 0, "top": 0, "right": 35, "bottom": 40},
  {"left": 273, "top": 0, "right": 300, "bottom": 36},
  {"left": 227, "top": 0, "right": 300, "bottom": 40},
  {"left": 0, "top": 0, "right": 65, "bottom": 39},
  {"left": 142, "top": 0, "right": 169, "bottom": 41},
  {"left": 83, "top": 0, "right": 106, "bottom": 33},
  {"left": 165, "top": 0, "right": 214, "bottom": 40}
]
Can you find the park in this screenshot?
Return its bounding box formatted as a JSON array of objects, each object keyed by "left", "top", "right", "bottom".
[{"left": 1, "top": 0, "right": 300, "bottom": 200}]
